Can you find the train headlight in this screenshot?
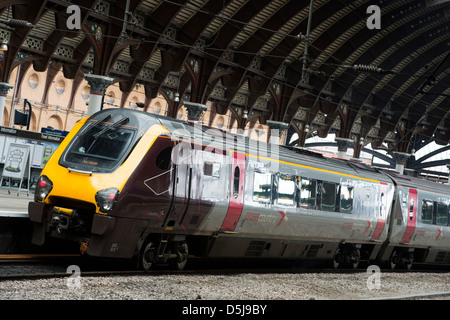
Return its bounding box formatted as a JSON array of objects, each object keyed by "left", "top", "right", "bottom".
[
  {"left": 35, "top": 175, "right": 53, "bottom": 202},
  {"left": 95, "top": 188, "right": 119, "bottom": 213}
]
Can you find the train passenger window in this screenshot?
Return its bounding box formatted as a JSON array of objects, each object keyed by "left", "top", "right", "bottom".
[
  {"left": 300, "top": 178, "right": 316, "bottom": 209},
  {"left": 253, "top": 171, "right": 272, "bottom": 203},
  {"left": 436, "top": 203, "right": 448, "bottom": 226},
  {"left": 321, "top": 182, "right": 336, "bottom": 212},
  {"left": 421, "top": 200, "right": 434, "bottom": 224},
  {"left": 340, "top": 186, "right": 353, "bottom": 214},
  {"left": 278, "top": 175, "right": 296, "bottom": 206}
]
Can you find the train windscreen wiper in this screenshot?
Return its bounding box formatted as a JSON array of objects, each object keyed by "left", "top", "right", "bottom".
[
  {"left": 92, "top": 117, "right": 130, "bottom": 139},
  {"left": 79, "top": 114, "right": 112, "bottom": 137}
]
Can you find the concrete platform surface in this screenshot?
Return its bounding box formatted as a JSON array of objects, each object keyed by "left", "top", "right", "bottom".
[{"left": 0, "top": 187, "right": 31, "bottom": 218}]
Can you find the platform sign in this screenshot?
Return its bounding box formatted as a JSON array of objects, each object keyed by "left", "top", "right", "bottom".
[{"left": 41, "top": 127, "right": 69, "bottom": 137}]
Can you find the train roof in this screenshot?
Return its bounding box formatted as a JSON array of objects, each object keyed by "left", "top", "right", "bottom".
[
  {"left": 148, "top": 110, "right": 391, "bottom": 183},
  {"left": 93, "top": 108, "right": 450, "bottom": 194},
  {"left": 383, "top": 171, "right": 450, "bottom": 195}
]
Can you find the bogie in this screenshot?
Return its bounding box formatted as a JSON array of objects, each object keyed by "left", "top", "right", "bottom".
[
  {"left": 332, "top": 243, "right": 361, "bottom": 269},
  {"left": 138, "top": 235, "right": 189, "bottom": 271}
]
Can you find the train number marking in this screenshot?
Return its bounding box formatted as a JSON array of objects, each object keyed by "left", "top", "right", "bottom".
[{"left": 242, "top": 211, "right": 286, "bottom": 228}]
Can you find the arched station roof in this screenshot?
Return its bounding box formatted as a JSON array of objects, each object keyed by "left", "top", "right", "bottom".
[{"left": 0, "top": 0, "right": 449, "bottom": 159}]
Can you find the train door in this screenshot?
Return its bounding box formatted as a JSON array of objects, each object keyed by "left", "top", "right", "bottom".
[
  {"left": 401, "top": 189, "right": 417, "bottom": 243},
  {"left": 220, "top": 152, "right": 246, "bottom": 231},
  {"left": 371, "top": 183, "right": 387, "bottom": 240},
  {"left": 165, "top": 143, "right": 191, "bottom": 227}
]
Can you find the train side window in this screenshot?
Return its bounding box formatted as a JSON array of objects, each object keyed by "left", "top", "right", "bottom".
[
  {"left": 278, "top": 174, "right": 296, "bottom": 206},
  {"left": 321, "top": 182, "right": 336, "bottom": 212},
  {"left": 233, "top": 167, "right": 240, "bottom": 198},
  {"left": 421, "top": 200, "right": 433, "bottom": 224},
  {"left": 204, "top": 162, "right": 213, "bottom": 176},
  {"left": 436, "top": 202, "right": 448, "bottom": 226},
  {"left": 340, "top": 186, "right": 353, "bottom": 214},
  {"left": 253, "top": 171, "right": 272, "bottom": 203},
  {"left": 204, "top": 162, "right": 221, "bottom": 178},
  {"left": 155, "top": 146, "right": 172, "bottom": 170},
  {"left": 409, "top": 199, "right": 414, "bottom": 220},
  {"left": 299, "top": 178, "right": 316, "bottom": 209}
]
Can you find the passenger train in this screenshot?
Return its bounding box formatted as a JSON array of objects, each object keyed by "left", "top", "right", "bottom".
[{"left": 28, "top": 108, "right": 450, "bottom": 270}]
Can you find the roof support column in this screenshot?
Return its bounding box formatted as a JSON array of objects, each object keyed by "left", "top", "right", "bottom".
[
  {"left": 184, "top": 102, "right": 207, "bottom": 122},
  {"left": 335, "top": 137, "right": 353, "bottom": 160},
  {"left": 267, "top": 120, "right": 289, "bottom": 145},
  {"left": 0, "top": 82, "right": 13, "bottom": 126},
  {"left": 84, "top": 74, "right": 114, "bottom": 116},
  {"left": 392, "top": 151, "right": 411, "bottom": 175}
]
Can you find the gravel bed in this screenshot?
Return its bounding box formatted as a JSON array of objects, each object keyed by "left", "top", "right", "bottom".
[{"left": 0, "top": 271, "right": 449, "bottom": 300}]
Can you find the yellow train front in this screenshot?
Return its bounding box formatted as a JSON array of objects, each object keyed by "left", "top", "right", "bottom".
[{"left": 28, "top": 108, "right": 190, "bottom": 269}]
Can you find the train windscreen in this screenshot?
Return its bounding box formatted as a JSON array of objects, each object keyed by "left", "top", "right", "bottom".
[{"left": 59, "top": 114, "right": 138, "bottom": 173}]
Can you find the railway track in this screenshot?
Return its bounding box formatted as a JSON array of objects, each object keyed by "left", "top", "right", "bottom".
[
  {"left": 0, "top": 253, "right": 80, "bottom": 261},
  {"left": 0, "top": 254, "right": 449, "bottom": 300}
]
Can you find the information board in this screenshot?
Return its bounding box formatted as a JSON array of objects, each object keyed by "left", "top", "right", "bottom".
[{"left": 2, "top": 143, "right": 30, "bottom": 180}]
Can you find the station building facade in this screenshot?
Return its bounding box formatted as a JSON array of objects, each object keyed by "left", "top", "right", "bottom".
[{"left": 2, "top": 65, "right": 269, "bottom": 142}]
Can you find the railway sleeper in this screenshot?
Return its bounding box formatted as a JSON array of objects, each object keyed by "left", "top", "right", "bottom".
[
  {"left": 138, "top": 234, "right": 188, "bottom": 271},
  {"left": 332, "top": 242, "right": 361, "bottom": 269}
]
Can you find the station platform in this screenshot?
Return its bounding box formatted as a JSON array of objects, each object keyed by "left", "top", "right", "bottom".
[{"left": 0, "top": 187, "right": 31, "bottom": 218}]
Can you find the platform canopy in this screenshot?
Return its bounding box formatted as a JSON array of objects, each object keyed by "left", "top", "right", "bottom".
[{"left": 0, "top": 0, "right": 449, "bottom": 159}]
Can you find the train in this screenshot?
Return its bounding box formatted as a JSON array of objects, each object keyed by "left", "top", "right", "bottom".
[{"left": 28, "top": 108, "right": 450, "bottom": 270}]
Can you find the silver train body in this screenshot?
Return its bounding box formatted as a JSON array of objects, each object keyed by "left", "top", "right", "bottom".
[{"left": 30, "top": 109, "right": 450, "bottom": 269}]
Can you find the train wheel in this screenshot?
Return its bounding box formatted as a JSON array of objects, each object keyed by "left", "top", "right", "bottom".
[
  {"left": 404, "top": 252, "right": 413, "bottom": 271},
  {"left": 170, "top": 241, "right": 188, "bottom": 271},
  {"left": 405, "top": 259, "right": 413, "bottom": 271},
  {"left": 139, "top": 240, "right": 156, "bottom": 271},
  {"left": 351, "top": 248, "right": 361, "bottom": 270},
  {"left": 332, "top": 248, "right": 342, "bottom": 269},
  {"left": 389, "top": 250, "right": 399, "bottom": 270}
]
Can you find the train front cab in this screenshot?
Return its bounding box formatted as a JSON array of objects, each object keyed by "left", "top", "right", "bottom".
[
  {"left": 28, "top": 110, "right": 176, "bottom": 261},
  {"left": 380, "top": 173, "right": 450, "bottom": 269}
]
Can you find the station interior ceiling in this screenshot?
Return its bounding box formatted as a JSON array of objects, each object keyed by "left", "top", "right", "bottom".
[{"left": 0, "top": 0, "right": 449, "bottom": 176}]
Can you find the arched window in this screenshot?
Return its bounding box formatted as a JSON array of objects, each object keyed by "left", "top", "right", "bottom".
[
  {"left": 55, "top": 79, "right": 66, "bottom": 95},
  {"left": 81, "top": 86, "right": 90, "bottom": 100},
  {"left": 29, "top": 73, "right": 39, "bottom": 89}
]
